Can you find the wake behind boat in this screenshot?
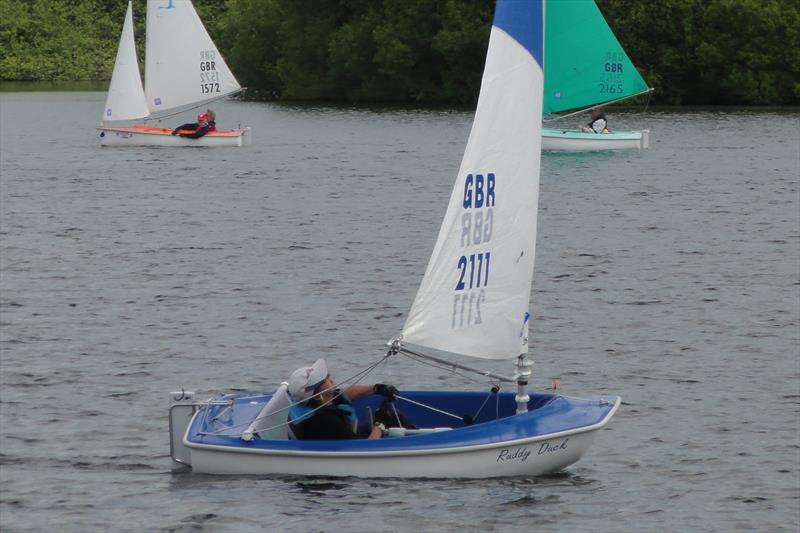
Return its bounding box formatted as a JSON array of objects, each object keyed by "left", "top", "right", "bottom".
[
  {"left": 169, "top": 0, "right": 620, "bottom": 478},
  {"left": 541, "top": 0, "right": 653, "bottom": 151},
  {"left": 97, "top": 1, "right": 250, "bottom": 147}
]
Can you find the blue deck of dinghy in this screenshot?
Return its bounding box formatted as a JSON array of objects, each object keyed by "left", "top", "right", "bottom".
[{"left": 186, "top": 391, "right": 618, "bottom": 453}]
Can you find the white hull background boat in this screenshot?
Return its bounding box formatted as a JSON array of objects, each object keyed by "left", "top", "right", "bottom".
[
  {"left": 541, "top": 0, "right": 653, "bottom": 151},
  {"left": 98, "top": 125, "right": 251, "bottom": 147},
  {"left": 98, "top": 1, "right": 248, "bottom": 147},
  {"left": 169, "top": 0, "right": 621, "bottom": 478},
  {"left": 542, "top": 127, "right": 649, "bottom": 151}
]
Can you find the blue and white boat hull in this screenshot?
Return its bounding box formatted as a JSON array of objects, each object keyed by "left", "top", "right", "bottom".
[{"left": 172, "top": 391, "right": 620, "bottom": 478}]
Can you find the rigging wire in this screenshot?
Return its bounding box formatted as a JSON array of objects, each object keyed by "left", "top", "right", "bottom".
[
  {"left": 199, "top": 344, "right": 526, "bottom": 438},
  {"left": 142, "top": 88, "right": 246, "bottom": 124},
  {"left": 471, "top": 385, "right": 501, "bottom": 422},
  {"left": 543, "top": 87, "right": 655, "bottom": 124},
  {"left": 397, "top": 349, "right": 500, "bottom": 386},
  {"left": 200, "top": 349, "right": 392, "bottom": 437},
  {"left": 393, "top": 395, "right": 465, "bottom": 422},
  {"left": 643, "top": 87, "right": 654, "bottom": 114}
]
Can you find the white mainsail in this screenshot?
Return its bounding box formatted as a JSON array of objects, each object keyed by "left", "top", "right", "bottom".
[
  {"left": 401, "top": 0, "right": 544, "bottom": 361},
  {"left": 102, "top": 2, "right": 149, "bottom": 122},
  {"left": 144, "top": 0, "right": 241, "bottom": 114}
]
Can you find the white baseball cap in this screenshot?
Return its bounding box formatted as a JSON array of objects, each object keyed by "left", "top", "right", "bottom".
[{"left": 287, "top": 358, "right": 328, "bottom": 402}]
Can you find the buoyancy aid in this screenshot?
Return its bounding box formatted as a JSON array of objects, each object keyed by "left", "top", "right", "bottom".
[
  {"left": 289, "top": 393, "right": 358, "bottom": 433},
  {"left": 288, "top": 404, "right": 314, "bottom": 424}
]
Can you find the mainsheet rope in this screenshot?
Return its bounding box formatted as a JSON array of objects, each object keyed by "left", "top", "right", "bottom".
[
  {"left": 200, "top": 343, "right": 509, "bottom": 437},
  {"left": 542, "top": 87, "right": 655, "bottom": 124},
  {"left": 396, "top": 349, "right": 503, "bottom": 387},
  {"left": 142, "top": 88, "right": 245, "bottom": 124},
  {"left": 200, "top": 349, "right": 391, "bottom": 437}
]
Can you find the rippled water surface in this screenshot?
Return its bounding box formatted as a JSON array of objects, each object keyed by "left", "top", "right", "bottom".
[{"left": 1, "top": 92, "right": 798, "bottom": 532}]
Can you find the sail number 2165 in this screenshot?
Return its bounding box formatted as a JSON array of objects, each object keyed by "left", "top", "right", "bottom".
[{"left": 455, "top": 252, "right": 490, "bottom": 290}]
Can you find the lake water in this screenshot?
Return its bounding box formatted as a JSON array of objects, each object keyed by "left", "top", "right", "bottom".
[{"left": 1, "top": 92, "right": 798, "bottom": 532}]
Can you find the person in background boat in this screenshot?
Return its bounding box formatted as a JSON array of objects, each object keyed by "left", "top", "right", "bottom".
[
  {"left": 171, "top": 109, "right": 217, "bottom": 138},
  {"left": 581, "top": 108, "right": 610, "bottom": 134},
  {"left": 286, "top": 358, "right": 400, "bottom": 440}
]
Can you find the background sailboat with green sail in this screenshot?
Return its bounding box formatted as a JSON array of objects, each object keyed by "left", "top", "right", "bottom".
[{"left": 542, "top": 0, "right": 653, "bottom": 151}]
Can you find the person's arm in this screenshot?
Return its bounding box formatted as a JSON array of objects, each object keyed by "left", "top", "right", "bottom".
[
  {"left": 343, "top": 384, "right": 376, "bottom": 400},
  {"left": 368, "top": 422, "right": 385, "bottom": 439},
  {"left": 343, "top": 383, "right": 399, "bottom": 401},
  {"left": 180, "top": 125, "right": 210, "bottom": 138}
]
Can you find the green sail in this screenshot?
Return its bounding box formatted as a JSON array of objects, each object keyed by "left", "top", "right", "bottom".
[{"left": 544, "top": 0, "right": 650, "bottom": 116}]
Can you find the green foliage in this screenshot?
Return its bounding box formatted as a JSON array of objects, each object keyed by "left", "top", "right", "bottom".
[
  {"left": 0, "top": 0, "right": 122, "bottom": 81},
  {"left": 219, "top": 0, "right": 487, "bottom": 102},
  {"left": 0, "top": 0, "right": 227, "bottom": 83},
  {"left": 220, "top": 0, "right": 799, "bottom": 105},
  {"left": 597, "top": 0, "right": 800, "bottom": 105},
  {"left": 2, "top": 0, "right": 797, "bottom": 105},
  {"left": 432, "top": 0, "right": 493, "bottom": 104}
]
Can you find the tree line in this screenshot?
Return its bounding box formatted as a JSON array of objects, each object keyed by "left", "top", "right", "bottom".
[{"left": 1, "top": 0, "right": 798, "bottom": 106}]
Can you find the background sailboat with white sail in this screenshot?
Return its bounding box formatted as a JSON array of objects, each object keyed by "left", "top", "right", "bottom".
[
  {"left": 168, "top": 0, "right": 620, "bottom": 478},
  {"left": 542, "top": 0, "right": 653, "bottom": 151},
  {"left": 98, "top": 0, "right": 250, "bottom": 147}
]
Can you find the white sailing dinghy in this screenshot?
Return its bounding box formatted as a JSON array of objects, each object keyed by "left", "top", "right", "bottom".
[
  {"left": 98, "top": 1, "right": 250, "bottom": 147},
  {"left": 541, "top": 0, "right": 653, "bottom": 151},
  {"left": 169, "top": 0, "right": 620, "bottom": 478}
]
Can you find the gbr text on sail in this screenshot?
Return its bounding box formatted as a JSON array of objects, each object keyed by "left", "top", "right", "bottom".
[{"left": 453, "top": 172, "right": 495, "bottom": 329}]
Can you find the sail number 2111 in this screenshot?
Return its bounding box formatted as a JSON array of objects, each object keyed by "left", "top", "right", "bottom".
[
  {"left": 455, "top": 172, "right": 495, "bottom": 291},
  {"left": 455, "top": 252, "right": 490, "bottom": 290}
]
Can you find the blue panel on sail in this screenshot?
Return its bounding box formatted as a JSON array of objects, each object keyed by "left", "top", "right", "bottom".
[{"left": 493, "top": 0, "right": 543, "bottom": 68}]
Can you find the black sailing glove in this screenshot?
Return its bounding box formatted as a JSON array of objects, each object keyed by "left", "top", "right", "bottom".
[{"left": 373, "top": 383, "right": 399, "bottom": 400}]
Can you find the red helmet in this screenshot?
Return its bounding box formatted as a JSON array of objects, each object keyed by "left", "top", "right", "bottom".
[{"left": 197, "top": 113, "right": 208, "bottom": 123}]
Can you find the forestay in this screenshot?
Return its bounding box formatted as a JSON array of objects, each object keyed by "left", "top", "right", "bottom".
[
  {"left": 543, "top": 0, "right": 650, "bottom": 116},
  {"left": 102, "top": 2, "right": 149, "bottom": 122},
  {"left": 401, "top": 0, "right": 544, "bottom": 361},
  {"left": 144, "top": 0, "right": 241, "bottom": 114}
]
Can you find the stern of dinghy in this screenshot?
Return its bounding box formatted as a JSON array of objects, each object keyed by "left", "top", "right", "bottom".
[
  {"left": 240, "top": 126, "right": 252, "bottom": 146},
  {"left": 169, "top": 390, "right": 196, "bottom": 470}
]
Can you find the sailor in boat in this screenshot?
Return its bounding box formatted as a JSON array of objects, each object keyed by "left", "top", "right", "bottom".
[
  {"left": 171, "top": 109, "right": 217, "bottom": 138},
  {"left": 286, "top": 358, "right": 404, "bottom": 440},
  {"left": 580, "top": 108, "right": 610, "bottom": 134}
]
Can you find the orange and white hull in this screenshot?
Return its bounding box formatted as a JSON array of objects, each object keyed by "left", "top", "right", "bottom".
[{"left": 97, "top": 125, "right": 251, "bottom": 147}]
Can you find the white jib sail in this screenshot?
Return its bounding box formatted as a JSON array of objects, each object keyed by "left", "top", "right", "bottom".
[
  {"left": 144, "top": 0, "right": 241, "bottom": 114},
  {"left": 102, "top": 2, "right": 149, "bottom": 122},
  {"left": 401, "top": 1, "right": 544, "bottom": 361}
]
